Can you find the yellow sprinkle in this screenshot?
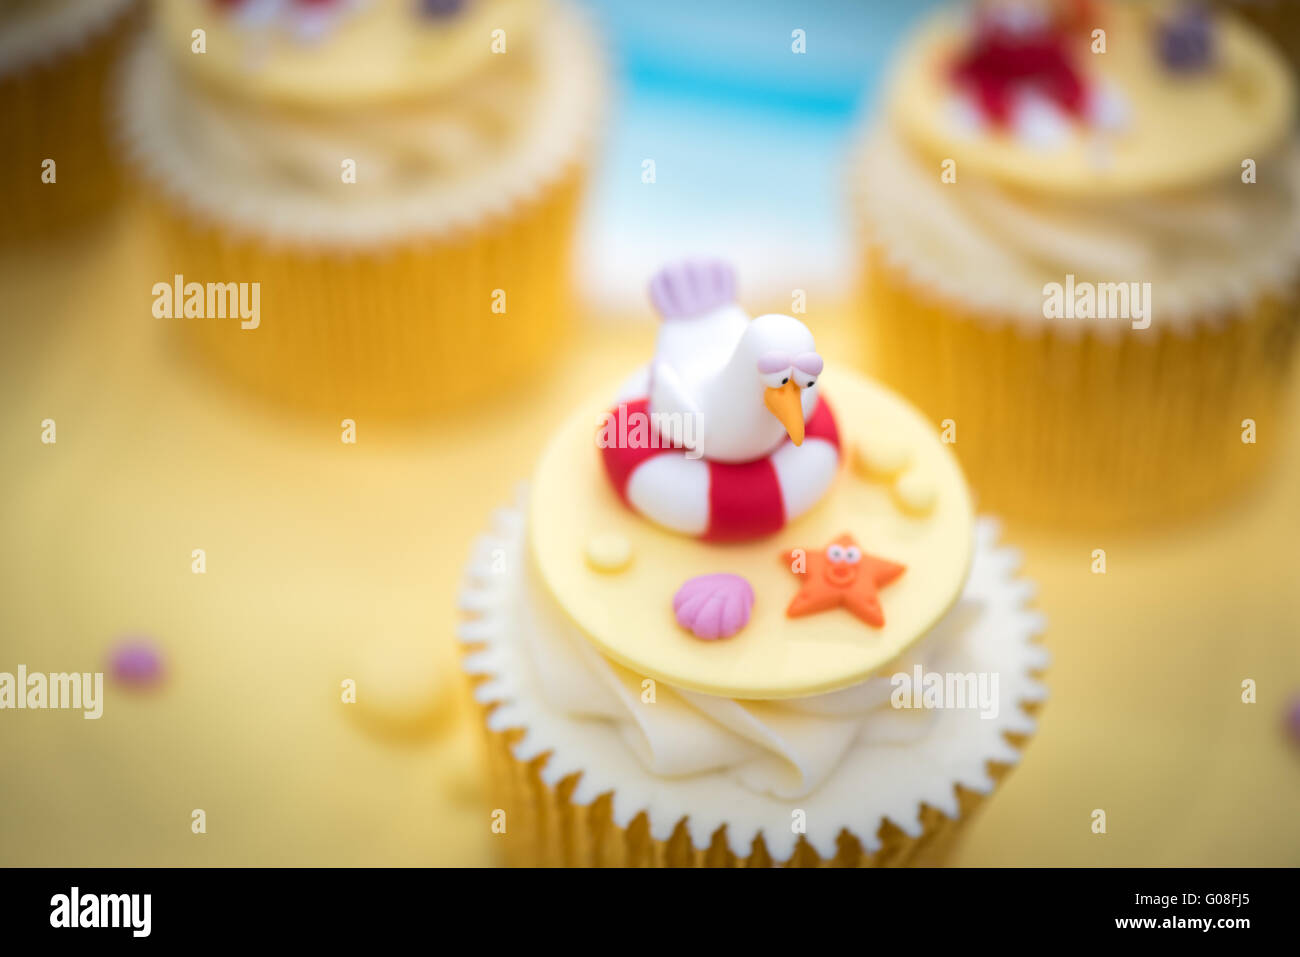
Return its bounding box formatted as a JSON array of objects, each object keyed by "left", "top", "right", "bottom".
[
  {"left": 352, "top": 643, "right": 455, "bottom": 734},
  {"left": 585, "top": 533, "right": 632, "bottom": 573},
  {"left": 894, "top": 469, "right": 938, "bottom": 515},
  {"left": 854, "top": 437, "right": 912, "bottom": 478}
]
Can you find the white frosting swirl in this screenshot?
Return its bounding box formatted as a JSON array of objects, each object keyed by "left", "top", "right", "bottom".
[
  {"left": 855, "top": 125, "right": 1300, "bottom": 326},
  {"left": 520, "top": 556, "right": 983, "bottom": 800},
  {"left": 160, "top": 55, "right": 537, "bottom": 201}
]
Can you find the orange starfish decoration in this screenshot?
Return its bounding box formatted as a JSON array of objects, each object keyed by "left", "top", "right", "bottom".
[{"left": 782, "top": 534, "right": 906, "bottom": 628}]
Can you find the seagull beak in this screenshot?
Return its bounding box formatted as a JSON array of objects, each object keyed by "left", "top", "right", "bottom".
[{"left": 764, "top": 380, "right": 805, "bottom": 446}]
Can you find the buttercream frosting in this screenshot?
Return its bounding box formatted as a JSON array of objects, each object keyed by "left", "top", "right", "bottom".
[{"left": 855, "top": 125, "right": 1300, "bottom": 327}]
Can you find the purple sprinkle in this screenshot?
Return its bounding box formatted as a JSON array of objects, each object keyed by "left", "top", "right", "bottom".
[
  {"left": 419, "top": 0, "right": 465, "bottom": 17},
  {"left": 109, "top": 639, "right": 165, "bottom": 687},
  {"left": 1157, "top": 2, "right": 1215, "bottom": 73},
  {"left": 1286, "top": 696, "right": 1300, "bottom": 746}
]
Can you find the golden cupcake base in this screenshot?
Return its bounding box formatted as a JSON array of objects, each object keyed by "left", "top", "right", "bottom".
[
  {"left": 475, "top": 697, "right": 1027, "bottom": 868},
  {"left": 862, "top": 252, "right": 1300, "bottom": 527},
  {"left": 137, "top": 167, "right": 585, "bottom": 418},
  {"left": 1, "top": 3, "right": 138, "bottom": 242},
  {"left": 139, "top": 166, "right": 584, "bottom": 420}
]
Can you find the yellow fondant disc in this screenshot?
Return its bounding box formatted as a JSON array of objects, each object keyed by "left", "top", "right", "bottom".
[
  {"left": 584, "top": 532, "right": 633, "bottom": 573},
  {"left": 528, "top": 369, "right": 975, "bottom": 700}
]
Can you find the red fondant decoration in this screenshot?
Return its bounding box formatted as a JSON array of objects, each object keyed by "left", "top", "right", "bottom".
[
  {"left": 804, "top": 394, "right": 840, "bottom": 449},
  {"left": 705, "top": 458, "right": 785, "bottom": 542},
  {"left": 782, "top": 533, "right": 905, "bottom": 628},
  {"left": 598, "top": 396, "right": 840, "bottom": 541},
  {"left": 599, "top": 398, "right": 670, "bottom": 507},
  {"left": 951, "top": 8, "right": 1089, "bottom": 126}
]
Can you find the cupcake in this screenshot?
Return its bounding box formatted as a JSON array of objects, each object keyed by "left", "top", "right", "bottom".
[
  {"left": 1, "top": 0, "right": 140, "bottom": 240},
  {"left": 117, "top": 0, "right": 603, "bottom": 418},
  {"left": 458, "top": 260, "right": 1048, "bottom": 867},
  {"left": 851, "top": 0, "right": 1300, "bottom": 526}
]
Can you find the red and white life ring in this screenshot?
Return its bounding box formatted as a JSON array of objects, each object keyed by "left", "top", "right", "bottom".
[{"left": 600, "top": 395, "right": 841, "bottom": 542}]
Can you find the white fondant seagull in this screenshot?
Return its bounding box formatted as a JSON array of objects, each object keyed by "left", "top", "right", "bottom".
[{"left": 647, "top": 260, "right": 824, "bottom": 464}]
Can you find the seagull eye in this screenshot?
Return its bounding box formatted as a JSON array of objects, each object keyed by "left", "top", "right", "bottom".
[
  {"left": 827, "top": 544, "right": 846, "bottom": 562},
  {"left": 844, "top": 546, "right": 862, "bottom": 564},
  {"left": 760, "top": 368, "right": 792, "bottom": 389},
  {"left": 793, "top": 370, "right": 817, "bottom": 389}
]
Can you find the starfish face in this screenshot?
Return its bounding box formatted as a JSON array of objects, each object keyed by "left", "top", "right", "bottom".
[
  {"left": 822, "top": 541, "right": 863, "bottom": 587},
  {"left": 783, "top": 534, "right": 906, "bottom": 629}
]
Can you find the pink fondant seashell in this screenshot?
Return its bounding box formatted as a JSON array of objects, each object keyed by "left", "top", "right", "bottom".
[{"left": 672, "top": 573, "right": 754, "bottom": 641}]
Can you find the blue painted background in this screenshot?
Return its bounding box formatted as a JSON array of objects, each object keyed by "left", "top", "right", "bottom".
[{"left": 571, "top": 0, "right": 945, "bottom": 308}]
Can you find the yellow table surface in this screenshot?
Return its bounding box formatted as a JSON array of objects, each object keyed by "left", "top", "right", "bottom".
[{"left": 2, "top": 208, "right": 1298, "bottom": 866}]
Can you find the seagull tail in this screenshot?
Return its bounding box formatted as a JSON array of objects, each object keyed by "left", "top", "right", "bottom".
[{"left": 648, "top": 259, "right": 737, "bottom": 320}]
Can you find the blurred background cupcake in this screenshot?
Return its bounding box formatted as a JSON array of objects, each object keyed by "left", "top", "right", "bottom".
[
  {"left": 117, "top": 0, "right": 604, "bottom": 419},
  {"left": 1, "top": 0, "right": 140, "bottom": 241},
  {"left": 850, "top": 0, "right": 1300, "bottom": 527}
]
